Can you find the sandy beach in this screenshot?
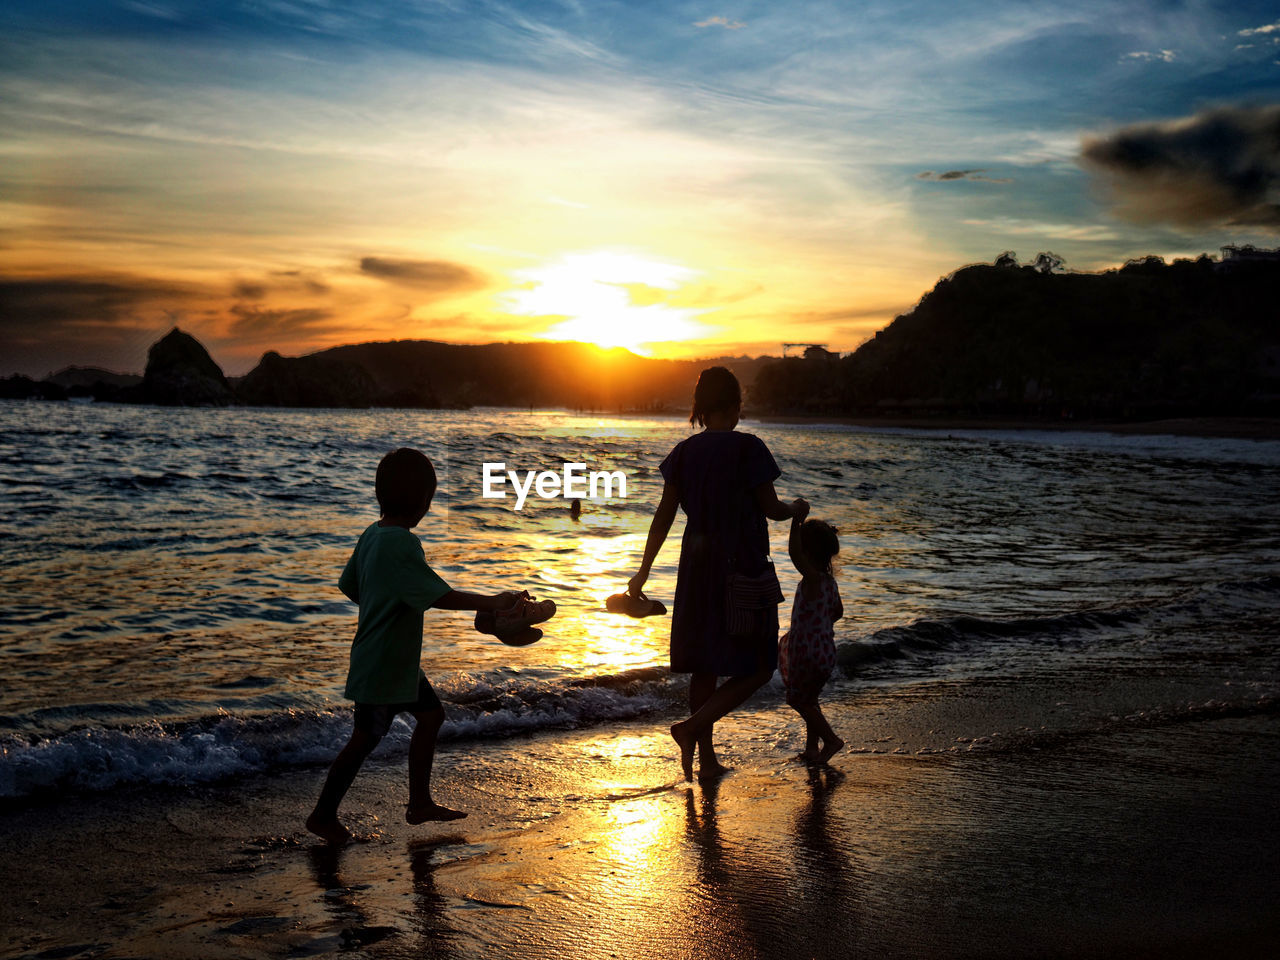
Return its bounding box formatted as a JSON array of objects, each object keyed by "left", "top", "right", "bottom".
[{"left": 5, "top": 676, "right": 1278, "bottom": 960}]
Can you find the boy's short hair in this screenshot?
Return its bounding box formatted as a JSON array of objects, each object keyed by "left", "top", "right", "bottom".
[
  {"left": 375, "top": 448, "right": 437, "bottom": 516},
  {"left": 689, "top": 366, "right": 742, "bottom": 427},
  {"left": 800, "top": 518, "right": 840, "bottom": 573}
]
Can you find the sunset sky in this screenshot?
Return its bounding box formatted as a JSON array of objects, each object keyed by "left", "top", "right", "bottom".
[{"left": 3, "top": 1, "right": 1279, "bottom": 377}]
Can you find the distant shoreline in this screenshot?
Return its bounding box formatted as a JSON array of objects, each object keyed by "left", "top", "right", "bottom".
[
  {"left": 8, "top": 396, "right": 1279, "bottom": 440},
  {"left": 750, "top": 414, "right": 1280, "bottom": 440}
]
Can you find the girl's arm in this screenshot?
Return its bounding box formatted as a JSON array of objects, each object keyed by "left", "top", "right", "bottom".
[
  {"left": 787, "top": 501, "right": 821, "bottom": 583},
  {"left": 628, "top": 480, "right": 680, "bottom": 595}
]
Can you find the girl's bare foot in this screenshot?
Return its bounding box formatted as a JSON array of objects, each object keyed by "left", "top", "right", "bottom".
[
  {"left": 817, "top": 737, "right": 845, "bottom": 763},
  {"left": 305, "top": 813, "right": 351, "bottom": 846},
  {"left": 671, "top": 721, "right": 696, "bottom": 781},
  {"left": 406, "top": 803, "right": 467, "bottom": 824}
]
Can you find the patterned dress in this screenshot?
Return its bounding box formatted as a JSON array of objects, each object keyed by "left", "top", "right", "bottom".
[{"left": 779, "top": 575, "right": 840, "bottom": 705}]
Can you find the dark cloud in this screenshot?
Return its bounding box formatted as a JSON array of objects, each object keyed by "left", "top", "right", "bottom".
[
  {"left": 0, "top": 275, "right": 193, "bottom": 328},
  {"left": 283, "top": 272, "right": 332, "bottom": 296},
  {"left": 788, "top": 304, "right": 911, "bottom": 324},
  {"left": 359, "top": 257, "right": 485, "bottom": 293},
  {"left": 0, "top": 273, "right": 195, "bottom": 376},
  {"left": 916, "top": 170, "right": 1012, "bottom": 184},
  {"left": 233, "top": 281, "right": 268, "bottom": 300},
  {"left": 234, "top": 272, "right": 330, "bottom": 299},
  {"left": 1081, "top": 104, "right": 1280, "bottom": 229},
  {"left": 227, "top": 304, "right": 334, "bottom": 342}
]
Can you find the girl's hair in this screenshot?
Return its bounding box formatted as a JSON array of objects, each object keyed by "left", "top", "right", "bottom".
[
  {"left": 689, "top": 366, "right": 742, "bottom": 427},
  {"left": 376, "top": 447, "right": 437, "bottom": 516},
  {"left": 800, "top": 518, "right": 840, "bottom": 574}
]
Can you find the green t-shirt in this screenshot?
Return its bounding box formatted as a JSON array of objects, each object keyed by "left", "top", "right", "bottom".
[{"left": 339, "top": 522, "right": 451, "bottom": 704}]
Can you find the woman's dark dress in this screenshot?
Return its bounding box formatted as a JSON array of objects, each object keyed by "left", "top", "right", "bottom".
[{"left": 659, "top": 429, "right": 781, "bottom": 676}]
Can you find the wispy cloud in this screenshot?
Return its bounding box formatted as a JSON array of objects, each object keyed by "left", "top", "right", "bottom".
[
  {"left": 916, "top": 169, "right": 1012, "bottom": 183},
  {"left": 1123, "top": 49, "right": 1177, "bottom": 63},
  {"left": 962, "top": 218, "right": 1121, "bottom": 242},
  {"left": 1238, "top": 20, "right": 1280, "bottom": 37},
  {"left": 694, "top": 16, "right": 746, "bottom": 30}
]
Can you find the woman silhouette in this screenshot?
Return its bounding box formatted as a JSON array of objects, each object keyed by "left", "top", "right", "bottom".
[{"left": 629, "top": 366, "right": 806, "bottom": 780}]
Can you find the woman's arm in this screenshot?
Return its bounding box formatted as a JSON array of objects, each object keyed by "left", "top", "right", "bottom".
[
  {"left": 753, "top": 482, "right": 806, "bottom": 522},
  {"left": 628, "top": 480, "right": 680, "bottom": 595}
]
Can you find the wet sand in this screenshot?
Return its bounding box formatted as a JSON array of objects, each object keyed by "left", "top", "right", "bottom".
[{"left": 4, "top": 679, "right": 1278, "bottom": 960}]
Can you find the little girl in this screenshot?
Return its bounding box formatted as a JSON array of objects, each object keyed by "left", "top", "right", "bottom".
[{"left": 779, "top": 501, "right": 844, "bottom": 762}]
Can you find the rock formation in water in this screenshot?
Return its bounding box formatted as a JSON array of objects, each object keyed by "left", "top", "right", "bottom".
[{"left": 141, "top": 328, "right": 234, "bottom": 406}]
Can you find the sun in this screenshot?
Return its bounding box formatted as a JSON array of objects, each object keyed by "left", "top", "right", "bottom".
[{"left": 502, "top": 250, "right": 709, "bottom": 353}]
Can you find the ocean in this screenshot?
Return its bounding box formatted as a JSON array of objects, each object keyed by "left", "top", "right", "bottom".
[{"left": 2, "top": 400, "right": 1279, "bottom": 802}]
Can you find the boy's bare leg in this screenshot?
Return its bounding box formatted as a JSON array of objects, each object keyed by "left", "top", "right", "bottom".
[
  {"left": 307, "top": 728, "right": 381, "bottom": 844},
  {"left": 406, "top": 707, "right": 466, "bottom": 823}
]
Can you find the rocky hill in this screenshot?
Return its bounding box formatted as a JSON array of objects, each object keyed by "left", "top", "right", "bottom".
[
  {"left": 234, "top": 340, "right": 772, "bottom": 411},
  {"left": 752, "top": 254, "right": 1280, "bottom": 419},
  {"left": 2, "top": 332, "right": 770, "bottom": 411}
]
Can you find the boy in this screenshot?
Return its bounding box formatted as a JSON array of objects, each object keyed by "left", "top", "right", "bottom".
[{"left": 307, "top": 447, "right": 550, "bottom": 845}]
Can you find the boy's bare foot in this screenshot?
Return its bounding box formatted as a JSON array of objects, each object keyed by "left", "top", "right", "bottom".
[
  {"left": 817, "top": 737, "right": 845, "bottom": 763},
  {"left": 406, "top": 803, "right": 467, "bottom": 824},
  {"left": 798, "top": 748, "right": 821, "bottom": 763},
  {"left": 305, "top": 813, "right": 351, "bottom": 846},
  {"left": 671, "top": 721, "right": 696, "bottom": 781}
]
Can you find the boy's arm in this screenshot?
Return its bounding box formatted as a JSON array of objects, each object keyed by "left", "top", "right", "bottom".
[
  {"left": 338, "top": 550, "right": 359, "bottom": 603},
  {"left": 395, "top": 536, "right": 522, "bottom": 613},
  {"left": 433, "top": 590, "right": 522, "bottom": 612},
  {"left": 395, "top": 539, "right": 452, "bottom": 612}
]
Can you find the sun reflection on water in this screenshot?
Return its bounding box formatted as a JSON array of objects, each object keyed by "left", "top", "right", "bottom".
[{"left": 528, "top": 532, "right": 673, "bottom": 675}]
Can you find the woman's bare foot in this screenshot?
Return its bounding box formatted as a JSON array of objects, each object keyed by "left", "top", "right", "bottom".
[
  {"left": 305, "top": 813, "right": 351, "bottom": 846},
  {"left": 698, "top": 759, "right": 730, "bottom": 782},
  {"left": 817, "top": 737, "right": 845, "bottom": 763},
  {"left": 671, "top": 721, "right": 696, "bottom": 781},
  {"left": 406, "top": 803, "right": 467, "bottom": 824}
]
